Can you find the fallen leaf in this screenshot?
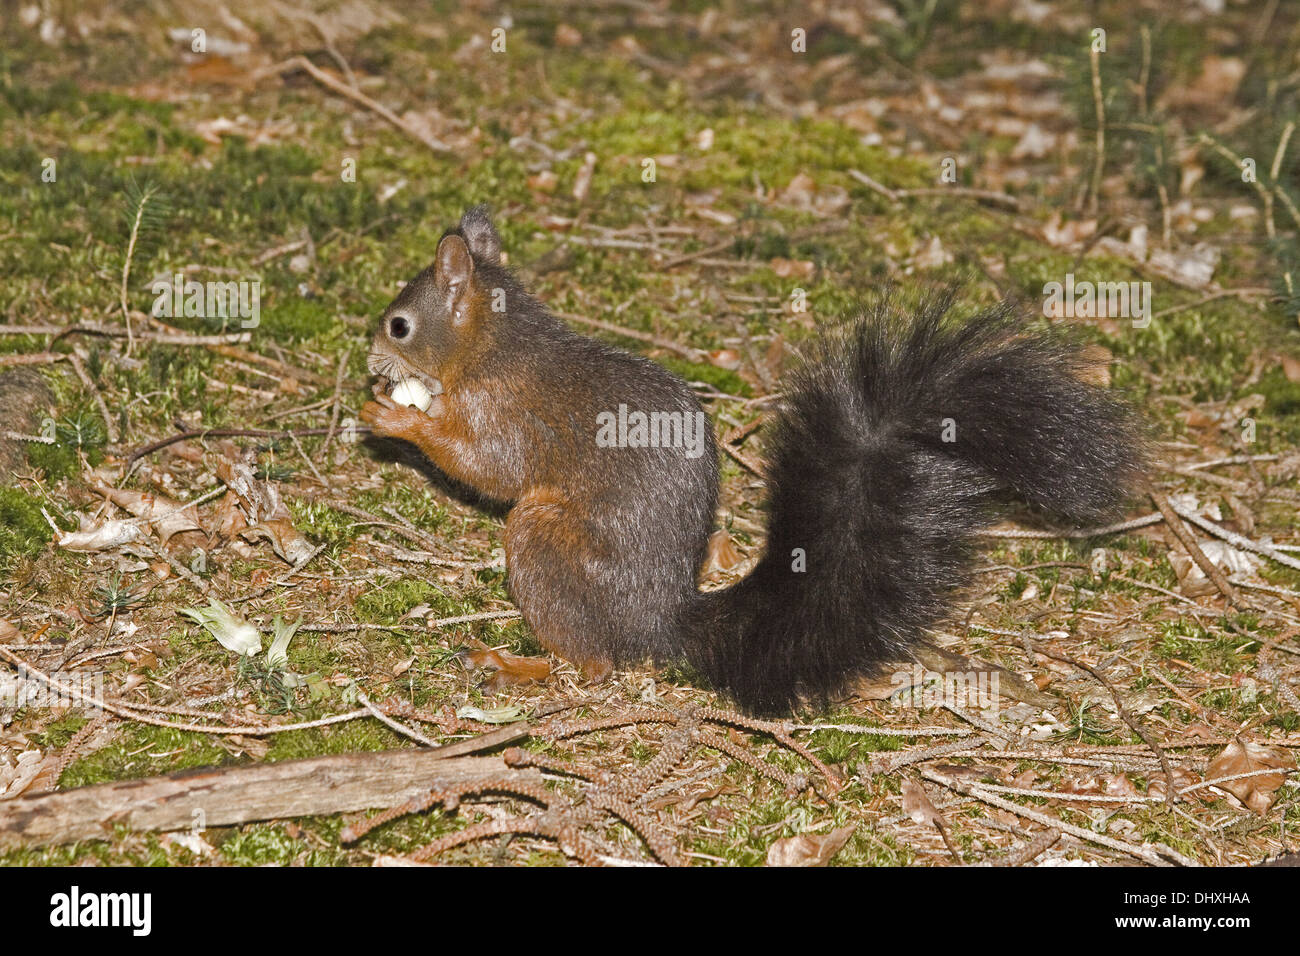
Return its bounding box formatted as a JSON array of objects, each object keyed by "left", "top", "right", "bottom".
[
  {"left": 1205, "top": 739, "right": 1296, "bottom": 813},
  {"left": 770, "top": 257, "right": 815, "bottom": 279},
  {"left": 91, "top": 479, "right": 202, "bottom": 546},
  {"left": 464, "top": 641, "right": 551, "bottom": 689},
  {"left": 554, "top": 24, "right": 583, "bottom": 47},
  {"left": 901, "top": 779, "right": 945, "bottom": 827},
  {"left": 702, "top": 529, "right": 743, "bottom": 576},
  {"left": 56, "top": 518, "right": 141, "bottom": 552},
  {"left": 766, "top": 825, "right": 856, "bottom": 866}
]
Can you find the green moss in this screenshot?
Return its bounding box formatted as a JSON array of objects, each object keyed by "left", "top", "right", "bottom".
[{"left": 0, "top": 487, "right": 53, "bottom": 566}]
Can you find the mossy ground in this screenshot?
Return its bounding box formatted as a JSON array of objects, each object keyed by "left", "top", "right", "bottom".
[{"left": 1, "top": 1, "right": 1298, "bottom": 866}]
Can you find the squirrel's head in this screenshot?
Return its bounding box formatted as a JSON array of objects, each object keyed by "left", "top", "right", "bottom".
[{"left": 367, "top": 205, "right": 503, "bottom": 392}]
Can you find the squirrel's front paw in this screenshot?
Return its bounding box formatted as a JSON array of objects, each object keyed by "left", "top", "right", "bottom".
[{"left": 360, "top": 399, "right": 429, "bottom": 441}]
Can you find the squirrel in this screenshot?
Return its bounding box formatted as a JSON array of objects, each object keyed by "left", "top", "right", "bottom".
[{"left": 360, "top": 206, "right": 1144, "bottom": 714}]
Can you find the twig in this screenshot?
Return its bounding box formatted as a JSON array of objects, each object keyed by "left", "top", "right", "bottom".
[
  {"left": 848, "top": 169, "right": 1021, "bottom": 209},
  {"left": 1088, "top": 45, "right": 1106, "bottom": 216},
  {"left": 323, "top": 345, "right": 351, "bottom": 455},
  {"left": 978, "top": 512, "right": 1163, "bottom": 539},
  {"left": 65, "top": 352, "right": 118, "bottom": 445},
  {"left": 552, "top": 310, "right": 708, "bottom": 363},
  {"left": 258, "top": 56, "right": 451, "bottom": 153},
  {"left": 920, "top": 767, "right": 1185, "bottom": 866},
  {"left": 126, "top": 425, "right": 343, "bottom": 467},
  {"left": 1170, "top": 500, "right": 1300, "bottom": 573},
  {"left": 1148, "top": 486, "right": 1239, "bottom": 605},
  {"left": 0, "top": 324, "right": 251, "bottom": 345}
]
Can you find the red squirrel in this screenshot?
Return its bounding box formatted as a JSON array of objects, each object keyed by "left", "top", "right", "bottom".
[{"left": 360, "top": 207, "right": 1143, "bottom": 714}]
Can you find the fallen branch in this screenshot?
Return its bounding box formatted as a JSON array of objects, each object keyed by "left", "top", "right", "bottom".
[
  {"left": 258, "top": 56, "right": 452, "bottom": 154},
  {"left": 0, "top": 750, "right": 539, "bottom": 850}
]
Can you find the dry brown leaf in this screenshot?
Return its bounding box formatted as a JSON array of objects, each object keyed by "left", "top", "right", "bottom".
[
  {"left": 1041, "top": 213, "right": 1097, "bottom": 248},
  {"left": 214, "top": 459, "right": 313, "bottom": 563},
  {"left": 526, "top": 170, "right": 559, "bottom": 193},
  {"left": 765, "top": 825, "right": 856, "bottom": 866},
  {"left": 707, "top": 349, "right": 742, "bottom": 370},
  {"left": 56, "top": 518, "right": 141, "bottom": 552},
  {"left": 770, "top": 257, "right": 815, "bottom": 279},
  {"left": 0, "top": 749, "right": 44, "bottom": 800},
  {"left": 901, "top": 779, "right": 945, "bottom": 828},
  {"left": 242, "top": 518, "right": 315, "bottom": 565},
  {"left": 702, "top": 528, "right": 743, "bottom": 576},
  {"left": 464, "top": 641, "right": 552, "bottom": 689},
  {"left": 91, "top": 479, "right": 203, "bottom": 546},
  {"left": 1205, "top": 740, "right": 1296, "bottom": 814},
  {"left": 1147, "top": 766, "right": 1204, "bottom": 803},
  {"left": 554, "top": 24, "right": 583, "bottom": 47}
]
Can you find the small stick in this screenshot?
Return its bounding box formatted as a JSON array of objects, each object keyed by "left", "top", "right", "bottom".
[
  {"left": 356, "top": 690, "right": 441, "bottom": 748},
  {"left": 65, "top": 352, "right": 119, "bottom": 444},
  {"left": 1148, "top": 486, "right": 1239, "bottom": 605},
  {"left": 848, "top": 169, "right": 1021, "bottom": 210},
  {"left": 323, "top": 345, "right": 352, "bottom": 454},
  {"left": 126, "top": 425, "right": 343, "bottom": 467},
  {"left": 978, "top": 512, "right": 1163, "bottom": 539},
  {"left": 920, "top": 767, "right": 1180, "bottom": 867},
  {"left": 1170, "top": 501, "right": 1300, "bottom": 573},
  {"left": 1088, "top": 45, "right": 1106, "bottom": 216},
  {"left": 552, "top": 310, "right": 708, "bottom": 363},
  {"left": 259, "top": 56, "right": 451, "bottom": 154},
  {"left": 0, "top": 324, "right": 251, "bottom": 345}
]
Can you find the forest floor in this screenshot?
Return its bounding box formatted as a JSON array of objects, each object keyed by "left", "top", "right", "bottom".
[{"left": 1, "top": 0, "right": 1299, "bottom": 866}]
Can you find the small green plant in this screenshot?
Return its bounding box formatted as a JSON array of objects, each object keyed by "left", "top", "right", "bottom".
[{"left": 88, "top": 570, "right": 144, "bottom": 620}]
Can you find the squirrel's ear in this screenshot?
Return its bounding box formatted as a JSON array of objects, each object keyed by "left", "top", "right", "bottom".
[
  {"left": 435, "top": 234, "right": 473, "bottom": 295},
  {"left": 459, "top": 205, "right": 502, "bottom": 266}
]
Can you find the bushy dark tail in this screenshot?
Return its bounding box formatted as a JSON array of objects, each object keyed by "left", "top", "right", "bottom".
[{"left": 682, "top": 291, "right": 1145, "bottom": 714}]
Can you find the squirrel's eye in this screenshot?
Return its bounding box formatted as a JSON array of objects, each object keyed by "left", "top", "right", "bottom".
[{"left": 389, "top": 316, "right": 411, "bottom": 340}]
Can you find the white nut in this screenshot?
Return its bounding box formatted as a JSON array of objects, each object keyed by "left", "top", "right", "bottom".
[{"left": 390, "top": 378, "right": 433, "bottom": 412}]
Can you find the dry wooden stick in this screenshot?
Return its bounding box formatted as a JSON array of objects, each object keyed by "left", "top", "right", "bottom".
[
  {"left": 552, "top": 310, "right": 708, "bottom": 363},
  {"left": 979, "top": 512, "right": 1164, "bottom": 540},
  {"left": 0, "top": 751, "right": 539, "bottom": 850},
  {"left": 919, "top": 767, "right": 1179, "bottom": 867},
  {"left": 259, "top": 56, "right": 451, "bottom": 154},
  {"left": 848, "top": 169, "right": 1022, "bottom": 210},
  {"left": 322, "top": 345, "right": 352, "bottom": 454},
  {"left": 1170, "top": 501, "right": 1300, "bottom": 573},
  {"left": 126, "top": 425, "right": 341, "bottom": 466},
  {"left": 1, "top": 323, "right": 251, "bottom": 345},
  {"left": 65, "top": 352, "right": 118, "bottom": 444},
  {"left": 1087, "top": 44, "right": 1106, "bottom": 216},
  {"left": 0, "top": 351, "right": 66, "bottom": 368},
  {"left": 146, "top": 314, "right": 329, "bottom": 387},
  {"left": 1148, "top": 485, "right": 1239, "bottom": 606}
]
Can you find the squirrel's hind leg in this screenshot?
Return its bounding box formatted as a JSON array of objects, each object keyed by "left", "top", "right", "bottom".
[{"left": 503, "top": 489, "right": 624, "bottom": 682}]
